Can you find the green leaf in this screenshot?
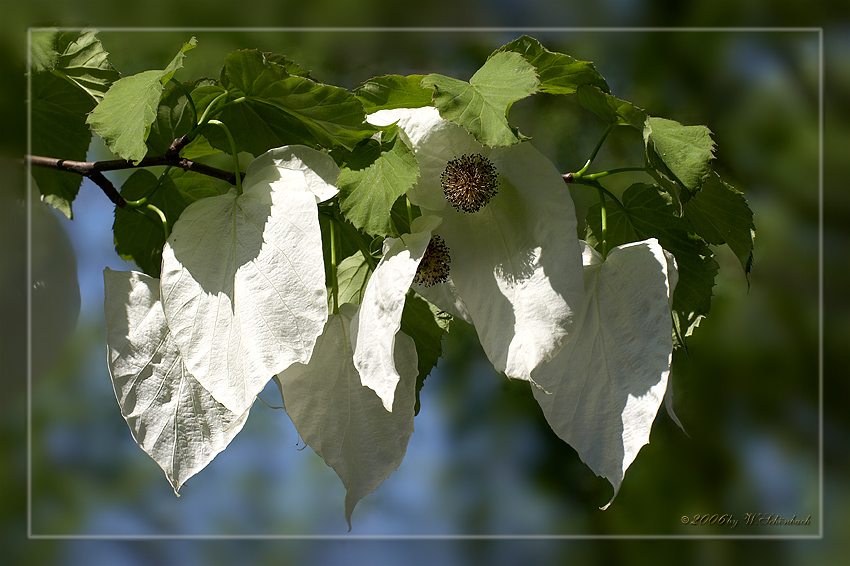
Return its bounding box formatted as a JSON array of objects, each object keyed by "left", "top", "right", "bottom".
[
  {"left": 683, "top": 173, "right": 755, "bottom": 274},
  {"left": 30, "top": 72, "right": 94, "bottom": 218},
  {"left": 160, "top": 37, "right": 197, "bottom": 85},
  {"left": 334, "top": 251, "right": 372, "bottom": 309},
  {"left": 585, "top": 183, "right": 718, "bottom": 335},
  {"left": 147, "top": 79, "right": 208, "bottom": 155},
  {"left": 400, "top": 292, "right": 450, "bottom": 416},
  {"left": 113, "top": 168, "right": 219, "bottom": 277},
  {"left": 87, "top": 38, "right": 196, "bottom": 163},
  {"left": 422, "top": 51, "right": 539, "bottom": 147},
  {"left": 30, "top": 29, "right": 120, "bottom": 102},
  {"left": 644, "top": 116, "right": 715, "bottom": 192},
  {"left": 354, "top": 74, "right": 433, "bottom": 113},
  {"left": 338, "top": 126, "right": 420, "bottom": 237},
  {"left": 576, "top": 84, "right": 646, "bottom": 130},
  {"left": 494, "top": 35, "right": 609, "bottom": 94},
  {"left": 214, "top": 50, "right": 377, "bottom": 154}
]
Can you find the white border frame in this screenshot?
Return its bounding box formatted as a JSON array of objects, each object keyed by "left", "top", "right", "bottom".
[{"left": 27, "top": 26, "right": 824, "bottom": 541}]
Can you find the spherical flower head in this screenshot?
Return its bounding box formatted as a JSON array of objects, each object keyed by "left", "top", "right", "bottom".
[
  {"left": 413, "top": 236, "right": 451, "bottom": 287},
  {"left": 440, "top": 154, "right": 499, "bottom": 213}
]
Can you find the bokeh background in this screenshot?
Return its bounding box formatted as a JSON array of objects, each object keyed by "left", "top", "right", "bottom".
[{"left": 2, "top": 1, "right": 848, "bottom": 565}]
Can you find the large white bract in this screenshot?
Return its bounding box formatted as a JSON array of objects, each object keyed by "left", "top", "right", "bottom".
[
  {"left": 277, "top": 304, "right": 418, "bottom": 528},
  {"left": 364, "top": 107, "right": 585, "bottom": 395},
  {"left": 104, "top": 268, "right": 250, "bottom": 494},
  {"left": 532, "top": 239, "right": 678, "bottom": 507},
  {"left": 159, "top": 146, "right": 339, "bottom": 415}
]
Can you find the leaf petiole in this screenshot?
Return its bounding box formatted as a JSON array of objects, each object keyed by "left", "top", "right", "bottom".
[
  {"left": 329, "top": 214, "right": 340, "bottom": 315},
  {"left": 575, "top": 123, "right": 614, "bottom": 177},
  {"left": 206, "top": 119, "right": 242, "bottom": 194}
]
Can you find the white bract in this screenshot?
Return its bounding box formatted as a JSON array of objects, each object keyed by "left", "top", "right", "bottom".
[
  {"left": 352, "top": 215, "right": 440, "bottom": 411},
  {"left": 160, "top": 146, "right": 339, "bottom": 415},
  {"left": 104, "top": 268, "right": 250, "bottom": 494},
  {"left": 276, "top": 304, "right": 418, "bottom": 528},
  {"left": 531, "top": 239, "right": 678, "bottom": 508},
  {"left": 367, "top": 107, "right": 585, "bottom": 385}
]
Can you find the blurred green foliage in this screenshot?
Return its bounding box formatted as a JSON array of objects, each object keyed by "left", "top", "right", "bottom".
[{"left": 2, "top": 1, "right": 848, "bottom": 564}]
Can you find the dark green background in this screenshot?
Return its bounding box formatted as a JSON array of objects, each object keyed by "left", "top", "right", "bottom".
[{"left": 1, "top": 1, "right": 847, "bottom": 564}]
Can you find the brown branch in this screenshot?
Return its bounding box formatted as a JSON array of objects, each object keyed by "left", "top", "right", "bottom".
[{"left": 26, "top": 151, "right": 244, "bottom": 199}]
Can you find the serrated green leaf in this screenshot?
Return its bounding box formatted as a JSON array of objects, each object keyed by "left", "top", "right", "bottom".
[
  {"left": 576, "top": 84, "right": 646, "bottom": 130},
  {"left": 644, "top": 116, "right": 715, "bottom": 192},
  {"left": 400, "top": 292, "right": 450, "bottom": 416},
  {"left": 113, "top": 168, "right": 219, "bottom": 277},
  {"left": 30, "top": 72, "right": 94, "bottom": 218},
  {"left": 494, "top": 35, "right": 609, "bottom": 94},
  {"left": 338, "top": 126, "right": 420, "bottom": 237},
  {"left": 160, "top": 37, "right": 197, "bottom": 85},
  {"left": 683, "top": 173, "right": 755, "bottom": 273},
  {"left": 422, "top": 51, "right": 539, "bottom": 147},
  {"left": 354, "top": 74, "right": 433, "bottom": 113},
  {"left": 585, "top": 183, "right": 718, "bottom": 332},
  {"left": 31, "top": 29, "right": 120, "bottom": 102},
  {"left": 30, "top": 29, "right": 60, "bottom": 72},
  {"left": 87, "top": 39, "right": 195, "bottom": 163},
  {"left": 212, "top": 50, "right": 377, "bottom": 154}
]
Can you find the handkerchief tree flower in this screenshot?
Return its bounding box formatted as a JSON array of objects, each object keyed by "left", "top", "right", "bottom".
[{"left": 28, "top": 31, "right": 755, "bottom": 527}]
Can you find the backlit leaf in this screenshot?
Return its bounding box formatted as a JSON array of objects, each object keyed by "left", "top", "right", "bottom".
[
  {"left": 422, "top": 51, "right": 539, "bottom": 147},
  {"left": 644, "top": 116, "right": 715, "bottom": 192},
  {"left": 355, "top": 74, "right": 433, "bottom": 113},
  {"left": 87, "top": 38, "right": 196, "bottom": 163},
  {"left": 338, "top": 126, "right": 420, "bottom": 237},
  {"left": 494, "top": 35, "right": 609, "bottom": 94},
  {"left": 30, "top": 28, "right": 120, "bottom": 102}
]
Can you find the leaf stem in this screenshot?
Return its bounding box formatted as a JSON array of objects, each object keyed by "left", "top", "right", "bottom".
[
  {"left": 582, "top": 166, "right": 650, "bottom": 181},
  {"left": 575, "top": 123, "right": 614, "bottom": 177},
  {"left": 192, "top": 91, "right": 229, "bottom": 136},
  {"left": 406, "top": 196, "right": 414, "bottom": 229},
  {"left": 206, "top": 119, "right": 242, "bottom": 194},
  {"left": 123, "top": 166, "right": 173, "bottom": 208},
  {"left": 329, "top": 216, "right": 340, "bottom": 315},
  {"left": 145, "top": 203, "right": 170, "bottom": 240},
  {"left": 596, "top": 186, "right": 608, "bottom": 259}
]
